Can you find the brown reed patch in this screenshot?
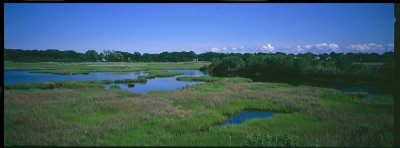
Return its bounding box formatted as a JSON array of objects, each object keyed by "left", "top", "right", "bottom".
[
  {"left": 131, "top": 98, "right": 190, "bottom": 118},
  {"left": 206, "top": 96, "right": 227, "bottom": 108},
  {"left": 5, "top": 89, "right": 79, "bottom": 106}
]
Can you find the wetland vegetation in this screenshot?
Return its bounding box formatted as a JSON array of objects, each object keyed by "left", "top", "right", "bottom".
[
  {"left": 4, "top": 74, "right": 393, "bottom": 146},
  {"left": 3, "top": 49, "right": 395, "bottom": 146}
]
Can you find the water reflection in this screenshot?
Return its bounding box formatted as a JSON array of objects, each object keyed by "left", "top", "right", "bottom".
[
  {"left": 104, "top": 76, "right": 206, "bottom": 93},
  {"left": 223, "top": 111, "right": 276, "bottom": 125},
  {"left": 4, "top": 70, "right": 146, "bottom": 84},
  {"left": 104, "top": 70, "right": 208, "bottom": 93}
]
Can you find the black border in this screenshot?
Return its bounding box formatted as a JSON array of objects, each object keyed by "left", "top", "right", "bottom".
[
  {"left": 2, "top": 1, "right": 5, "bottom": 147},
  {"left": 2, "top": 1, "right": 399, "bottom": 147},
  {"left": 394, "top": 3, "right": 399, "bottom": 147}
]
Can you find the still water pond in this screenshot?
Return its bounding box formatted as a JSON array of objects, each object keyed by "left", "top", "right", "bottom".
[
  {"left": 104, "top": 70, "right": 207, "bottom": 93},
  {"left": 223, "top": 111, "right": 276, "bottom": 125},
  {"left": 4, "top": 70, "right": 146, "bottom": 84},
  {"left": 5, "top": 69, "right": 378, "bottom": 96},
  {"left": 5, "top": 69, "right": 207, "bottom": 93}
]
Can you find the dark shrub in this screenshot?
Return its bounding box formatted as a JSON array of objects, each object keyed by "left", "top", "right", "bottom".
[
  {"left": 109, "top": 85, "right": 120, "bottom": 89},
  {"left": 128, "top": 83, "right": 135, "bottom": 88}
]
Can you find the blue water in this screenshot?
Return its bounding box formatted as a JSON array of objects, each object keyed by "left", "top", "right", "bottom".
[
  {"left": 104, "top": 70, "right": 207, "bottom": 93},
  {"left": 5, "top": 69, "right": 208, "bottom": 93},
  {"left": 104, "top": 76, "right": 206, "bottom": 93},
  {"left": 167, "top": 69, "right": 207, "bottom": 77},
  {"left": 223, "top": 111, "right": 276, "bottom": 125},
  {"left": 4, "top": 70, "right": 147, "bottom": 84}
]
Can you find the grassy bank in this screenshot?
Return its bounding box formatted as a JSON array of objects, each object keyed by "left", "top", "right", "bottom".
[
  {"left": 4, "top": 80, "right": 113, "bottom": 90},
  {"left": 140, "top": 70, "right": 184, "bottom": 79},
  {"left": 4, "top": 77, "right": 393, "bottom": 146},
  {"left": 176, "top": 76, "right": 220, "bottom": 82},
  {"left": 4, "top": 61, "right": 210, "bottom": 74}
]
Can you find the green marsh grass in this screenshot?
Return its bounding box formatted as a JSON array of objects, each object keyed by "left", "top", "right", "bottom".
[
  {"left": 4, "top": 75, "right": 393, "bottom": 146},
  {"left": 5, "top": 80, "right": 113, "bottom": 90},
  {"left": 5, "top": 61, "right": 210, "bottom": 75}
]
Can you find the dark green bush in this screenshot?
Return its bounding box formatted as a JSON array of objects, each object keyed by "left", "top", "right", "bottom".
[
  {"left": 176, "top": 76, "right": 219, "bottom": 82},
  {"left": 37, "top": 82, "right": 57, "bottom": 89},
  {"left": 114, "top": 78, "right": 147, "bottom": 84},
  {"left": 350, "top": 92, "right": 369, "bottom": 99},
  {"left": 114, "top": 79, "right": 135, "bottom": 83},
  {"left": 109, "top": 85, "right": 120, "bottom": 89},
  {"left": 128, "top": 83, "right": 135, "bottom": 88}
]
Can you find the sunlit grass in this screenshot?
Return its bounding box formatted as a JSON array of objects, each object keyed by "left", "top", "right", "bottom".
[
  {"left": 5, "top": 61, "right": 210, "bottom": 74},
  {"left": 4, "top": 76, "right": 393, "bottom": 146}
]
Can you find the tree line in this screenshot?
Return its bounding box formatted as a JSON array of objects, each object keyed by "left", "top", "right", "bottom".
[
  {"left": 203, "top": 52, "right": 394, "bottom": 94},
  {"left": 4, "top": 48, "right": 394, "bottom": 94},
  {"left": 4, "top": 48, "right": 394, "bottom": 64},
  {"left": 4, "top": 49, "right": 197, "bottom": 62}
]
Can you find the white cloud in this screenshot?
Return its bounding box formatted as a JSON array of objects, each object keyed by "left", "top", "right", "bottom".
[
  {"left": 285, "top": 43, "right": 340, "bottom": 53},
  {"left": 208, "top": 42, "right": 390, "bottom": 54},
  {"left": 261, "top": 44, "right": 275, "bottom": 53},
  {"left": 210, "top": 46, "right": 244, "bottom": 53},
  {"left": 330, "top": 44, "right": 340, "bottom": 49},
  {"left": 314, "top": 43, "right": 340, "bottom": 50},
  {"left": 314, "top": 43, "right": 328, "bottom": 49},
  {"left": 298, "top": 43, "right": 340, "bottom": 50},
  {"left": 304, "top": 45, "right": 313, "bottom": 50},
  {"left": 346, "top": 43, "right": 384, "bottom": 51},
  {"left": 210, "top": 47, "right": 219, "bottom": 52},
  {"left": 294, "top": 45, "right": 304, "bottom": 52}
]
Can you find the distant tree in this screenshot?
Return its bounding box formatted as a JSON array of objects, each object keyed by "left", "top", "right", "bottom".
[
  {"left": 244, "top": 55, "right": 264, "bottom": 77},
  {"left": 85, "top": 50, "right": 99, "bottom": 62},
  {"left": 210, "top": 56, "right": 245, "bottom": 76},
  {"left": 319, "top": 53, "right": 329, "bottom": 61},
  {"left": 187, "top": 51, "right": 196, "bottom": 61},
  {"left": 294, "top": 57, "right": 312, "bottom": 75},
  {"left": 335, "top": 54, "right": 352, "bottom": 71},
  {"left": 103, "top": 50, "right": 124, "bottom": 62},
  {"left": 132, "top": 52, "right": 141, "bottom": 62},
  {"left": 99, "top": 52, "right": 105, "bottom": 61}
]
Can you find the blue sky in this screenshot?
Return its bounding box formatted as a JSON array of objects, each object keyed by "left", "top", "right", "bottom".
[{"left": 4, "top": 3, "right": 395, "bottom": 54}]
